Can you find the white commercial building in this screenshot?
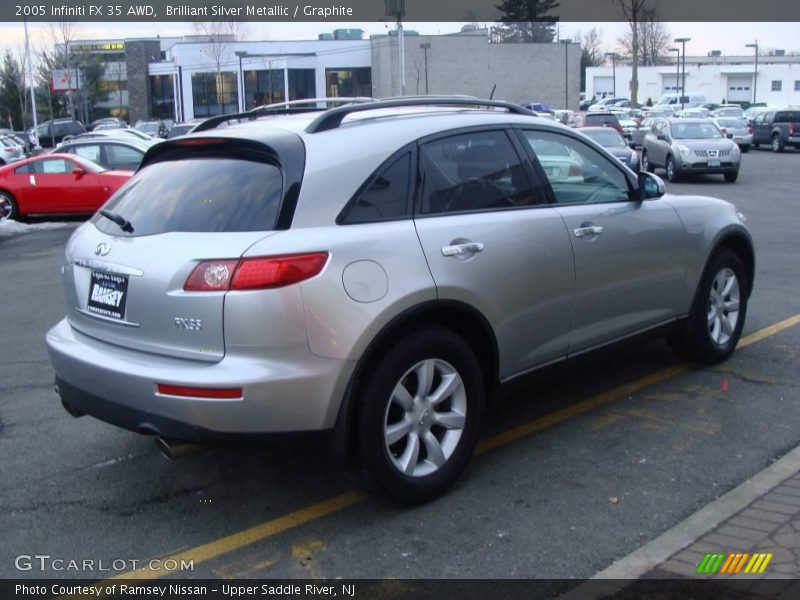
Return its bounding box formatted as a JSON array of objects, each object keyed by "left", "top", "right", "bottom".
[{"left": 586, "top": 55, "right": 800, "bottom": 107}]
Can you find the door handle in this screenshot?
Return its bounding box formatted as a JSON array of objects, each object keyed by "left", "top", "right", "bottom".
[
  {"left": 441, "top": 242, "right": 485, "bottom": 257},
  {"left": 573, "top": 225, "right": 604, "bottom": 238}
]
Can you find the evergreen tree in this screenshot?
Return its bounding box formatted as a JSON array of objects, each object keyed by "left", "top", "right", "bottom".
[
  {"left": 494, "top": 0, "right": 560, "bottom": 43},
  {"left": 0, "top": 51, "right": 24, "bottom": 129}
]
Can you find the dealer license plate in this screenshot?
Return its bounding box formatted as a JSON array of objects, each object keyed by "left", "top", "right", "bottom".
[
  {"left": 708, "top": 160, "right": 720, "bottom": 167},
  {"left": 87, "top": 271, "right": 129, "bottom": 320}
]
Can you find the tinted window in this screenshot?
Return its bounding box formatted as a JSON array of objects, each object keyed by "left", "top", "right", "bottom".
[
  {"left": 14, "top": 163, "right": 32, "bottom": 174},
  {"left": 95, "top": 158, "right": 283, "bottom": 236},
  {"left": 420, "top": 130, "right": 538, "bottom": 215},
  {"left": 776, "top": 111, "right": 800, "bottom": 122},
  {"left": 522, "top": 130, "right": 631, "bottom": 205},
  {"left": 339, "top": 153, "right": 410, "bottom": 224},
  {"left": 582, "top": 129, "right": 626, "bottom": 147},
  {"left": 586, "top": 115, "right": 619, "bottom": 126}
]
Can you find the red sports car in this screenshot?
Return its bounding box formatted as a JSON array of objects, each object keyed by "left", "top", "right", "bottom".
[{"left": 0, "top": 153, "right": 132, "bottom": 221}]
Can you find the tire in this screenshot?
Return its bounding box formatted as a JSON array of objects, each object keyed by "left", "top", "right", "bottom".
[
  {"left": 740, "top": 145, "right": 750, "bottom": 154},
  {"left": 669, "top": 249, "right": 748, "bottom": 365},
  {"left": 642, "top": 151, "right": 654, "bottom": 173},
  {"left": 724, "top": 171, "right": 739, "bottom": 183},
  {"left": 772, "top": 134, "right": 784, "bottom": 153},
  {"left": 357, "top": 327, "right": 484, "bottom": 504},
  {"left": 752, "top": 142, "right": 759, "bottom": 149},
  {"left": 665, "top": 156, "right": 679, "bottom": 182},
  {"left": 0, "top": 191, "right": 18, "bottom": 221}
]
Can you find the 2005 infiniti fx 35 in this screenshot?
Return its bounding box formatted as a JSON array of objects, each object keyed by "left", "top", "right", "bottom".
[{"left": 47, "top": 98, "right": 754, "bottom": 503}]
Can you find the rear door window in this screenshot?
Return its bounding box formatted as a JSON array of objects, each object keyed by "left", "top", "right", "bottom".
[
  {"left": 338, "top": 153, "right": 411, "bottom": 224},
  {"left": 95, "top": 158, "right": 283, "bottom": 236},
  {"left": 105, "top": 144, "right": 143, "bottom": 170}
]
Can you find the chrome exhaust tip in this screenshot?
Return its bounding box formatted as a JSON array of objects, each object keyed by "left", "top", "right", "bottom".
[{"left": 155, "top": 437, "right": 203, "bottom": 460}]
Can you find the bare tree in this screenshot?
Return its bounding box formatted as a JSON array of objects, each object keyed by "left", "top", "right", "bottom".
[
  {"left": 193, "top": 20, "right": 249, "bottom": 113},
  {"left": 575, "top": 27, "right": 605, "bottom": 93},
  {"left": 616, "top": 9, "right": 670, "bottom": 66},
  {"left": 608, "top": 0, "right": 655, "bottom": 107},
  {"left": 48, "top": 21, "right": 79, "bottom": 119}
]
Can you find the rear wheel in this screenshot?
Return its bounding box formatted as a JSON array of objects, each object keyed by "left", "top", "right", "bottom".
[
  {"left": 358, "top": 327, "right": 484, "bottom": 504},
  {"left": 669, "top": 249, "right": 748, "bottom": 364},
  {"left": 740, "top": 145, "right": 750, "bottom": 153},
  {"left": 0, "top": 191, "right": 18, "bottom": 221},
  {"left": 772, "top": 134, "right": 784, "bottom": 153}
]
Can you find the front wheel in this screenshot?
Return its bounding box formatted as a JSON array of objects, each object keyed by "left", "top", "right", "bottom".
[
  {"left": 665, "top": 156, "right": 679, "bottom": 182},
  {"left": 358, "top": 327, "right": 484, "bottom": 504},
  {"left": 724, "top": 171, "right": 739, "bottom": 183},
  {"left": 740, "top": 145, "right": 750, "bottom": 154},
  {"left": 642, "top": 151, "right": 654, "bottom": 173},
  {"left": 669, "top": 249, "right": 748, "bottom": 364}
]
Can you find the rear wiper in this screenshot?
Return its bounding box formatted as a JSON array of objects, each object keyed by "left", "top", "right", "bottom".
[{"left": 99, "top": 209, "right": 134, "bottom": 233}]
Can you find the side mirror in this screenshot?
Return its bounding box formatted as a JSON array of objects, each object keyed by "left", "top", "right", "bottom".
[
  {"left": 628, "top": 140, "right": 637, "bottom": 149},
  {"left": 657, "top": 134, "right": 668, "bottom": 141},
  {"left": 638, "top": 172, "right": 665, "bottom": 200},
  {"left": 71, "top": 167, "right": 86, "bottom": 178},
  {"left": 726, "top": 133, "right": 734, "bottom": 139}
]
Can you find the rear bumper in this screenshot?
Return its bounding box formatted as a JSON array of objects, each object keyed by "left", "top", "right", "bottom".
[{"left": 46, "top": 318, "right": 355, "bottom": 440}]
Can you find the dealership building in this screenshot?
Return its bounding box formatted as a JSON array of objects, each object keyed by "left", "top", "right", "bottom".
[
  {"left": 58, "top": 29, "right": 582, "bottom": 124},
  {"left": 586, "top": 53, "right": 800, "bottom": 106}
]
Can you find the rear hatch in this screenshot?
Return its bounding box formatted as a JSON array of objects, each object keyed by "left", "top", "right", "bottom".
[
  {"left": 62, "top": 135, "right": 301, "bottom": 362},
  {"left": 778, "top": 110, "right": 800, "bottom": 139}
]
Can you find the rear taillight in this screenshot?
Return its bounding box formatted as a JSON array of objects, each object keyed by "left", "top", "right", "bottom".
[
  {"left": 568, "top": 164, "right": 582, "bottom": 177},
  {"left": 720, "top": 128, "right": 727, "bottom": 135},
  {"left": 748, "top": 127, "right": 753, "bottom": 135},
  {"left": 184, "top": 253, "right": 328, "bottom": 292},
  {"left": 789, "top": 124, "right": 795, "bottom": 135}
]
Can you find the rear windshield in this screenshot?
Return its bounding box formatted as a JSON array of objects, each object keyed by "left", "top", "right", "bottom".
[
  {"left": 583, "top": 129, "right": 626, "bottom": 147},
  {"left": 777, "top": 111, "right": 800, "bottom": 122},
  {"left": 587, "top": 115, "right": 619, "bottom": 125},
  {"left": 94, "top": 158, "right": 283, "bottom": 236},
  {"left": 717, "top": 119, "right": 746, "bottom": 128}
]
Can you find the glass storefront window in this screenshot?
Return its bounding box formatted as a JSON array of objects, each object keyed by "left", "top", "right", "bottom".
[
  {"left": 191, "top": 71, "right": 239, "bottom": 117},
  {"left": 325, "top": 68, "right": 371, "bottom": 98}
]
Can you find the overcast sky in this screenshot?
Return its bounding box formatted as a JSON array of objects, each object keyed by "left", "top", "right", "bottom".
[{"left": 0, "top": 21, "right": 797, "bottom": 59}]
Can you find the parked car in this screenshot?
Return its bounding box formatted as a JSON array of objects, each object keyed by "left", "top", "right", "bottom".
[
  {"left": 654, "top": 93, "right": 710, "bottom": 110},
  {"left": 553, "top": 110, "right": 576, "bottom": 126},
  {"left": 46, "top": 98, "right": 754, "bottom": 503},
  {"left": 617, "top": 118, "right": 640, "bottom": 142},
  {"left": 69, "top": 129, "right": 156, "bottom": 143},
  {"left": 642, "top": 118, "right": 741, "bottom": 182},
  {"left": 0, "top": 129, "right": 31, "bottom": 155},
  {"left": 578, "top": 126, "right": 639, "bottom": 171},
  {"left": 630, "top": 117, "right": 664, "bottom": 148},
  {"left": 751, "top": 108, "right": 800, "bottom": 152},
  {"left": 28, "top": 118, "right": 86, "bottom": 148},
  {"left": 89, "top": 117, "right": 128, "bottom": 131},
  {"left": 0, "top": 153, "right": 131, "bottom": 221},
  {"left": 576, "top": 112, "right": 624, "bottom": 134},
  {"left": 56, "top": 138, "right": 157, "bottom": 171},
  {"left": 711, "top": 105, "right": 745, "bottom": 119},
  {"left": 673, "top": 108, "right": 711, "bottom": 119},
  {"left": 587, "top": 97, "right": 629, "bottom": 112},
  {"left": 134, "top": 119, "right": 169, "bottom": 138},
  {"left": 712, "top": 117, "right": 752, "bottom": 152},
  {"left": 522, "top": 101, "right": 552, "bottom": 113},
  {"left": 0, "top": 134, "right": 26, "bottom": 165},
  {"left": 166, "top": 120, "right": 205, "bottom": 139}
]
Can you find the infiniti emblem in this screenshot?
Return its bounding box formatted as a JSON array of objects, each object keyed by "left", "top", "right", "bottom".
[{"left": 95, "top": 242, "right": 111, "bottom": 256}]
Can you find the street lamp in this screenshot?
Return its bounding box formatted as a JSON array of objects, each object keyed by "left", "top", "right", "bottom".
[
  {"left": 419, "top": 42, "right": 431, "bottom": 94},
  {"left": 669, "top": 48, "right": 680, "bottom": 100},
  {"left": 561, "top": 39, "right": 572, "bottom": 109},
  {"left": 674, "top": 37, "right": 691, "bottom": 109},
  {"left": 746, "top": 41, "right": 759, "bottom": 104},
  {"left": 605, "top": 52, "right": 617, "bottom": 97}
]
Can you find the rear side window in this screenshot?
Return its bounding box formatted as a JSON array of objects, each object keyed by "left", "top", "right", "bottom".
[
  {"left": 776, "top": 111, "right": 800, "bottom": 123},
  {"left": 338, "top": 153, "right": 411, "bottom": 224},
  {"left": 95, "top": 158, "right": 283, "bottom": 236}
]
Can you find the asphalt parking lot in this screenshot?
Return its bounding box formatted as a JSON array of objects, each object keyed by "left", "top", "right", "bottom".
[{"left": 1, "top": 149, "right": 799, "bottom": 584}]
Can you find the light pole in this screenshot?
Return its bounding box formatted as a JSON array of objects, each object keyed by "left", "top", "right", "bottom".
[
  {"left": 669, "top": 48, "right": 680, "bottom": 101},
  {"left": 234, "top": 51, "right": 246, "bottom": 112},
  {"left": 561, "top": 39, "right": 572, "bottom": 109},
  {"left": 674, "top": 37, "right": 691, "bottom": 109},
  {"left": 420, "top": 42, "right": 430, "bottom": 95},
  {"left": 605, "top": 52, "right": 617, "bottom": 97},
  {"left": 746, "top": 41, "right": 759, "bottom": 104}
]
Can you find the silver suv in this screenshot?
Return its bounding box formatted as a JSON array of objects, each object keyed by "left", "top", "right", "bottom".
[
  {"left": 47, "top": 98, "right": 754, "bottom": 503},
  {"left": 642, "top": 118, "right": 741, "bottom": 183}
]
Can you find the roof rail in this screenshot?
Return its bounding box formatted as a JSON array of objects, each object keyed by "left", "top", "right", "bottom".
[
  {"left": 190, "top": 98, "right": 376, "bottom": 133},
  {"left": 305, "top": 97, "right": 535, "bottom": 134}
]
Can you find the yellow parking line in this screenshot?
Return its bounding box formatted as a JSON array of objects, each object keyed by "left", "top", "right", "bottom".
[{"left": 89, "top": 312, "right": 800, "bottom": 584}]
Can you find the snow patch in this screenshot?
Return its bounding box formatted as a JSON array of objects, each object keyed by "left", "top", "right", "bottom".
[{"left": 0, "top": 219, "right": 78, "bottom": 237}]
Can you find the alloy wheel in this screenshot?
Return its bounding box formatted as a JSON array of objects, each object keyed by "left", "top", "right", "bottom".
[
  {"left": 383, "top": 358, "right": 467, "bottom": 478},
  {"left": 707, "top": 267, "right": 740, "bottom": 346},
  {"left": 0, "top": 196, "right": 12, "bottom": 221}
]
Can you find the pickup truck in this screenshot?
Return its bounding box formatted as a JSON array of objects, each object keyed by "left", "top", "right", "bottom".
[{"left": 752, "top": 108, "right": 800, "bottom": 152}]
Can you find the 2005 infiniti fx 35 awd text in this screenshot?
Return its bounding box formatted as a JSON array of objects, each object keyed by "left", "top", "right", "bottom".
[{"left": 46, "top": 98, "right": 754, "bottom": 503}]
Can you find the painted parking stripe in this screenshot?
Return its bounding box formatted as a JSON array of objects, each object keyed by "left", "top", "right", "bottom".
[{"left": 79, "top": 313, "right": 800, "bottom": 588}]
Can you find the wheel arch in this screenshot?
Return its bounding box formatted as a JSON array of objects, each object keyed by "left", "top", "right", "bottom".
[
  {"left": 712, "top": 233, "right": 755, "bottom": 298},
  {"left": 330, "top": 300, "right": 499, "bottom": 464}
]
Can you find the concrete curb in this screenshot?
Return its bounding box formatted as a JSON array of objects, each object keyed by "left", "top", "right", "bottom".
[{"left": 565, "top": 443, "right": 800, "bottom": 599}]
